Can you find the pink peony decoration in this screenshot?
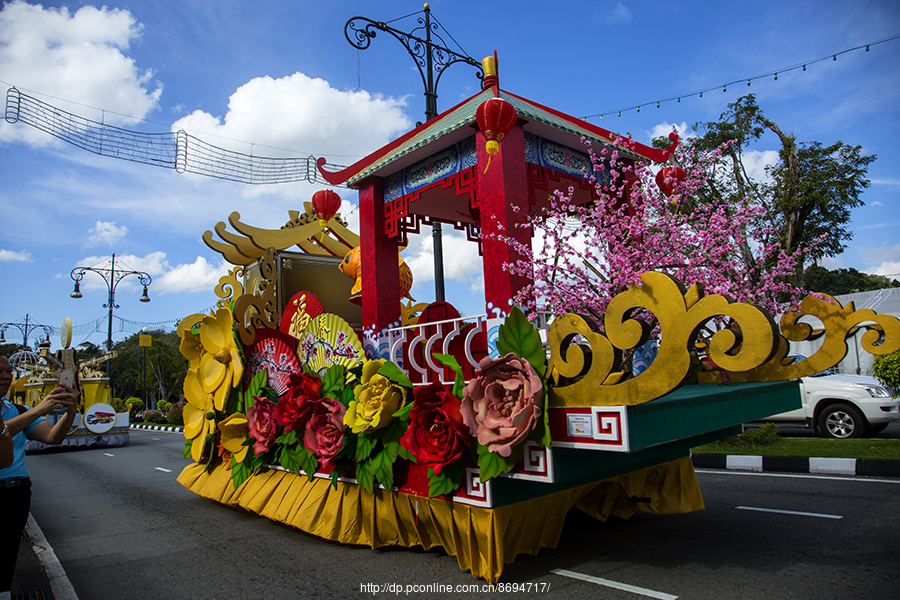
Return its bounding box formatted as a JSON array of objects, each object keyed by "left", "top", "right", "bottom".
[{"left": 461, "top": 353, "right": 544, "bottom": 458}]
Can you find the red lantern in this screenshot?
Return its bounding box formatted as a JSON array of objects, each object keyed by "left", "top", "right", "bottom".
[
  {"left": 476, "top": 97, "right": 517, "bottom": 168},
  {"left": 312, "top": 189, "right": 342, "bottom": 230},
  {"left": 655, "top": 166, "right": 686, "bottom": 198}
]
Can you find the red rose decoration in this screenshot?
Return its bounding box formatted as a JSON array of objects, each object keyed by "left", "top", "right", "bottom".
[
  {"left": 247, "top": 395, "right": 278, "bottom": 456},
  {"left": 303, "top": 397, "right": 347, "bottom": 471},
  {"left": 400, "top": 381, "right": 469, "bottom": 475},
  {"left": 275, "top": 371, "right": 322, "bottom": 433}
]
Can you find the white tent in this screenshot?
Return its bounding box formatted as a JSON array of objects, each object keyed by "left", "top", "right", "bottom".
[{"left": 788, "top": 288, "right": 900, "bottom": 376}]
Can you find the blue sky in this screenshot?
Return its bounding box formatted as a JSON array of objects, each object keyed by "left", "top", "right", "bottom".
[{"left": 0, "top": 0, "right": 898, "bottom": 351}]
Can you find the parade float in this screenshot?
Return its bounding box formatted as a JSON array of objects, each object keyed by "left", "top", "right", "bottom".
[
  {"left": 175, "top": 57, "right": 900, "bottom": 582},
  {"left": 12, "top": 320, "right": 129, "bottom": 450}
]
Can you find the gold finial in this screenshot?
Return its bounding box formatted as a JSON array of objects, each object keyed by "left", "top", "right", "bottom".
[
  {"left": 424, "top": 3, "right": 430, "bottom": 9},
  {"left": 482, "top": 56, "right": 497, "bottom": 77}
]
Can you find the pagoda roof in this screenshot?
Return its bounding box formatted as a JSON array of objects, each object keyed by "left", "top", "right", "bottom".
[{"left": 317, "top": 87, "right": 678, "bottom": 188}]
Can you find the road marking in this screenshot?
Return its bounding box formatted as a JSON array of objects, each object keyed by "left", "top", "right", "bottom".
[
  {"left": 551, "top": 569, "right": 677, "bottom": 600},
  {"left": 25, "top": 515, "right": 79, "bottom": 600},
  {"left": 151, "top": 437, "right": 160, "bottom": 440},
  {"left": 696, "top": 469, "right": 900, "bottom": 485},
  {"left": 736, "top": 506, "right": 843, "bottom": 520},
  {"left": 155, "top": 467, "right": 172, "bottom": 473},
  {"left": 103, "top": 453, "right": 114, "bottom": 457}
]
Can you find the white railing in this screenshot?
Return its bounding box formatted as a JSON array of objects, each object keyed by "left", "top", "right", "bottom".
[{"left": 383, "top": 310, "right": 556, "bottom": 386}]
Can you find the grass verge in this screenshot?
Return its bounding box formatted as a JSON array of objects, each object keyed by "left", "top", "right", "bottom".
[{"left": 693, "top": 426, "right": 900, "bottom": 461}]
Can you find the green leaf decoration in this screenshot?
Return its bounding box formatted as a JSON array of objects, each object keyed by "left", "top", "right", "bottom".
[
  {"left": 355, "top": 431, "right": 378, "bottom": 462},
  {"left": 278, "top": 444, "right": 300, "bottom": 473},
  {"left": 428, "top": 461, "right": 465, "bottom": 498},
  {"left": 476, "top": 442, "right": 519, "bottom": 482},
  {"left": 329, "top": 469, "right": 340, "bottom": 490},
  {"left": 183, "top": 438, "right": 192, "bottom": 460},
  {"left": 371, "top": 448, "right": 394, "bottom": 490},
  {"left": 230, "top": 454, "right": 250, "bottom": 490},
  {"left": 392, "top": 402, "right": 414, "bottom": 420},
  {"left": 249, "top": 453, "right": 265, "bottom": 475},
  {"left": 380, "top": 419, "right": 405, "bottom": 462},
  {"left": 377, "top": 360, "right": 413, "bottom": 388},
  {"left": 338, "top": 383, "right": 355, "bottom": 408},
  {"left": 497, "top": 306, "right": 547, "bottom": 378},
  {"left": 321, "top": 365, "right": 346, "bottom": 400},
  {"left": 539, "top": 402, "right": 552, "bottom": 448},
  {"left": 398, "top": 445, "right": 416, "bottom": 463},
  {"left": 297, "top": 447, "right": 319, "bottom": 482},
  {"left": 275, "top": 429, "right": 299, "bottom": 446},
  {"left": 356, "top": 460, "right": 375, "bottom": 495},
  {"left": 433, "top": 353, "right": 466, "bottom": 399}
]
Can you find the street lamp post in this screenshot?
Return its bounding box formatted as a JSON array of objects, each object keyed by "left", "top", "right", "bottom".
[
  {"left": 70, "top": 253, "right": 152, "bottom": 375},
  {"left": 0, "top": 314, "right": 53, "bottom": 350},
  {"left": 344, "top": 3, "right": 483, "bottom": 302}
]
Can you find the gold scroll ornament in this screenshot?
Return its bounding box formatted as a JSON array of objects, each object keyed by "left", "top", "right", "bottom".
[
  {"left": 547, "top": 271, "right": 779, "bottom": 407},
  {"left": 701, "top": 293, "right": 900, "bottom": 383},
  {"left": 232, "top": 248, "right": 279, "bottom": 346}
]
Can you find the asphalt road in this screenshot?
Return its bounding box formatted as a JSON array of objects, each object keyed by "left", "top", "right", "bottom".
[{"left": 23, "top": 430, "right": 900, "bottom": 599}]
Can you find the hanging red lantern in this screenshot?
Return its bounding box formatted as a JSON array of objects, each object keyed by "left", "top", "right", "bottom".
[
  {"left": 655, "top": 166, "right": 686, "bottom": 198},
  {"left": 312, "top": 189, "right": 342, "bottom": 230},
  {"left": 476, "top": 97, "right": 517, "bottom": 171}
]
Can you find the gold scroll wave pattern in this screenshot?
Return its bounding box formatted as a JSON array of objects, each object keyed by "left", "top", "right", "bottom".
[{"left": 547, "top": 272, "right": 778, "bottom": 407}]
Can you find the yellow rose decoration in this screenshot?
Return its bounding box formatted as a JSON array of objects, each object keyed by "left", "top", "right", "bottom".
[
  {"left": 344, "top": 359, "right": 406, "bottom": 433},
  {"left": 218, "top": 413, "right": 250, "bottom": 463},
  {"left": 183, "top": 368, "right": 216, "bottom": 463},
  {"left": 198, "top": 308, "right": 244, "bottom": 411}
]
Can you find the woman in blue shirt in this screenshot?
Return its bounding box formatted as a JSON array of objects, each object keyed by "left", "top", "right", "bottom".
[{"left": 0, "top": 355, "right": 79, "bottom": 595}]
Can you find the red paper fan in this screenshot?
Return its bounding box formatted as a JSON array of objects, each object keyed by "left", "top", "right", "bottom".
[
  {"left": 244, "top": 329, "right": 301, "bottom": 397},
  {"left": 279, "top": 291, "right": 325, "bottom": 340}
]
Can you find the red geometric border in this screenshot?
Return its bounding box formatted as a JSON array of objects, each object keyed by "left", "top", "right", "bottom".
[
  {"left": 384, "top": 166, "right": 478, "bottom": 240},
  {"left": 526, "top": 164, "right": 600, "bottom": 207}
]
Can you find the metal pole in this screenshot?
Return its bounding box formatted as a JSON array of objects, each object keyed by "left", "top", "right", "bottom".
[
  {"left": 344, "top": 5, "right": 482, "bottom": 304},
  {"left": 142, "top": 345, "right": 147, "bottom": 411}
]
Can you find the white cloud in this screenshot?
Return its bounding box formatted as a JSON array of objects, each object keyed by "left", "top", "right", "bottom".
[
  {"left": 741, "top": 149, "right": 780, "bottom": 183},
  {"left": 862, "top": 242, "right": 900, "bottom": 266},
  {"left": 0, "top": 248, "right": 32, "bottom": 262},
  {"left": 85, "top": 221, "right": 128, "bottom": 247},
  {"left": 820, "top": 256, "right": 844, "bottom": 269},
  {"left": 648, "top": 121, "right": 696, "bottom": 144},
  {"left": 872, "top": 201, "right": 884, "bottom": 206},
  {"left": 866, "top": 262, "right": 900, "bottom": 278},
  {"left": 171, "top": 72, "right": 412, "bottom": 162},
  {"left": 154, "top": 256, "right": 230, "bottom": 294},
  {"left": 871, "top": 179, "right": 900, "bottom": 186},
  {"left": 71, "top": 251, "right": 228, "bottom": 295},
  {"left": 0, "top": 1, "right": 161, "bottom": 146},
  {"left": 405, "top": 229, "right": 484, "bottom": 295},
  {"left": 595, "top": 2, "right": 634, "bottom": 26}
]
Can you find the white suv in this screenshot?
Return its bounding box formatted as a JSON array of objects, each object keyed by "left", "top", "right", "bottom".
[{"left": 764, "top": 371, "right": 900, "bottom": 438}]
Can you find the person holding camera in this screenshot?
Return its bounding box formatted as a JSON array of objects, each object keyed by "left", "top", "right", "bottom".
[{"left": 0, "top": 355, "right": 79, "bottom": 596}]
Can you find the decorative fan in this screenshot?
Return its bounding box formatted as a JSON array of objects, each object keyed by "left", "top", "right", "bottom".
[
  {"left": 279, "top": 291, "right": 325, "bottom": 340},
  {"left": 244, "top": 329, "right": 301, "bottom": 397},
  {"left": 298, "top": 313, "right": 365, "bottom": 374}
]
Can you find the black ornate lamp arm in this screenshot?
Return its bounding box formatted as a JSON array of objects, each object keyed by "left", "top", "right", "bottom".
[{"left": 344, "top": 7, "right": 483, "bottom": 121}]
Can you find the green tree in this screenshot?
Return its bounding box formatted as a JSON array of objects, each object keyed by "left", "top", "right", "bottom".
[
  {"left": 108, "top": 330, "right": 188, "bottom": 407},
  {"left": 804, "top": 265, "right": 900, "bottom": 297},
  {"left": 873, "top": 350, "right": 900, "bottom": 396},
  {"left": 678, "top": 95, "right": 876, "bottom": 273}
]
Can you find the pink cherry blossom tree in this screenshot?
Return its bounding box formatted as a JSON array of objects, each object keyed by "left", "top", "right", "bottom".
[{"left": 498, "top": 135, "right": 815, "bottom": 329}]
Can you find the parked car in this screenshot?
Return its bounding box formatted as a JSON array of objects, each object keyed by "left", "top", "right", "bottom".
[{"left": 761, "top": 370, "right": 900, "bottom": 438}]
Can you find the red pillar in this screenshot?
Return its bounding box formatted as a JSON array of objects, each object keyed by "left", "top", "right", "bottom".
[
  {"left": 476, "top": 121, "right": 533, "bottom": 318},
  {"left": 358, "top": 177, "right": 401, "bottom": 337}
]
